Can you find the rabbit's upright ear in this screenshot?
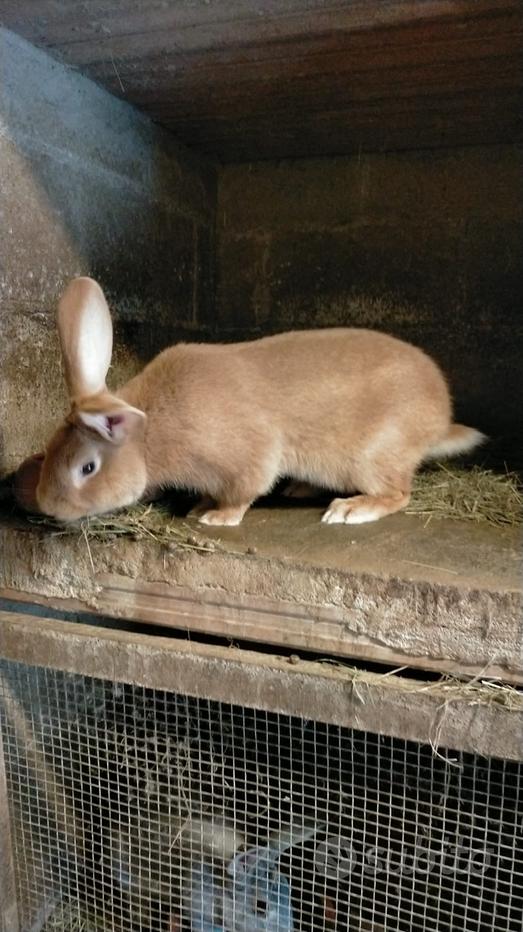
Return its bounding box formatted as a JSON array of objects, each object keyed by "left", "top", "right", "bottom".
[
  {"left": 73, "top": 394, "right": 145, "bottom": 445},
  {"left": 57, "top": 277, "right": 113, "bottom": 400}
]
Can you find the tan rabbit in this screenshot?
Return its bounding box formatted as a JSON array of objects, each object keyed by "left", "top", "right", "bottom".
[{"left": 35, "top": 276, "right": 484, "bottom": 526}]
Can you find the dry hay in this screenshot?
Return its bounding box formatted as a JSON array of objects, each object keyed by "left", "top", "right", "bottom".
[
  {"left": 422, "top": 671, "right": 523, "bottom": 711},
  {"left": 408, "top": 464, "right": 522, "bottom": 528},
  {"left": 27, "top": 503, "right": 223, "bottom": 554},
  {"left": 316, "top": 659, "right": 523, "bottom": 711}
]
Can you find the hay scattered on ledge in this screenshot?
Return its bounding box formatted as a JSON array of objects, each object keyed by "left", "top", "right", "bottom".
[
  {"left": 317, "top": 659, "right": 523, "bottom": 710},
  {"left": 424, "top": 673, "right": 523, "bottom": 710},
  {"left": 28, "top": 503, "right": 222, "bottom": 554},
  {"left": 408, "top": 464, "right": 522, "bottom": 528}
]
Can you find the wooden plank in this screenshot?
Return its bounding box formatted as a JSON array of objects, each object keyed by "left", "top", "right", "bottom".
[
  {"left": 0, "top": 609, "right": 522, "bottom": 760},
  {"left": 3, "top": 1, "right": 514, "bottom": 53},
  {"left": 2, "top": 571, "right": 522, "bottom": 686},
  {"left": 1, "top": 0, "right": 521, "bottom": 158},
  {"left": 156, "top": 109, "right": 522, "bottom": 160},
  {"left": 61, "top": 15, "right": 523, "bottom": 73},
  {"left": 155, "top": 95, "right": 522, "bottom": 140},
  {"left": 108, "top": 37, "right": 522, "bottom": 87},
  {"left": 89, "top": 47, "right": 522, "bottom": 113},
  {"left": 95, "top": 574, "right": 523, "bottom": 686},
  {"left": 140, "top": 80, "right": 522, "bottom": 128}
]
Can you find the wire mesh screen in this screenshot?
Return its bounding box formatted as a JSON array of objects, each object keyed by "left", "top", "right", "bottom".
[{"left": 0, "top": 660, "right": 522, "bottom": 932}]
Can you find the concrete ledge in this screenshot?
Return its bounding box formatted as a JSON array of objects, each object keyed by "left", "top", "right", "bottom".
[{"left": 0, "top": 506, "right": 521, "bottom": 683}]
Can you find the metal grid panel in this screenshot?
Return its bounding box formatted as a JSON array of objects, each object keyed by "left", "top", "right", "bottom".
[{"left": 0, "top": 660, "right": 522, "bottom": 932}]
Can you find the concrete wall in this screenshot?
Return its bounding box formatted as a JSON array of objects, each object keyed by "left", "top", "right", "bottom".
[
  {"left": 217, "top": 149, "right": 522, "bottom": 448},
  {"left": 0, "top": 29, "right": 216, "bottom": 474}
]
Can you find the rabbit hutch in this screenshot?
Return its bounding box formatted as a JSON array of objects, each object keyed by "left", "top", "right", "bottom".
[{"left": 0, "top": 2, "right": 522, "bottom": 931}]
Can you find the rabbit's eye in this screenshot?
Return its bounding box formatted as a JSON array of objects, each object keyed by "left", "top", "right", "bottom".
[{"left": 82, "top": 461, "right": 96, "bottom": 477}]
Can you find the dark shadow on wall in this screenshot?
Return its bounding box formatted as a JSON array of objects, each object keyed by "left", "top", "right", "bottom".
[{"left": 216, "top": 152, "right": 523, "bottom": 464}]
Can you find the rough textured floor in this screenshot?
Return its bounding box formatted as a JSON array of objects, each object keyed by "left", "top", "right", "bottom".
[{"left": 190, "top": 504, "right": 520, "bottom": 591}]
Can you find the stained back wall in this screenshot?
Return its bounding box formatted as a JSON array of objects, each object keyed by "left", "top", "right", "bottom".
[{"left": 217, "top": 148, "right": 522, "bottom": 452}]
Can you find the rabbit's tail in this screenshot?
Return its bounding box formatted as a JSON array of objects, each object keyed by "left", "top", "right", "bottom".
[{"left": 426, "top": 424, "right": 486, "bottom": 461}]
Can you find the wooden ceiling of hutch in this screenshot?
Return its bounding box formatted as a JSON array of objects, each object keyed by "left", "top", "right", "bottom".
[{"left": 2, "top": 0, "right": 522, "bottom": 161}]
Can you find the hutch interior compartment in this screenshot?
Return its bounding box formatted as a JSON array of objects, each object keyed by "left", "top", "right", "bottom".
[{"left": 0, "top": 3, "right": 522, "bottom": 931}]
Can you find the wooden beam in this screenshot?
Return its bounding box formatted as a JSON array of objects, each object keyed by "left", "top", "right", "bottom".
[
  {"left": 3, "top": 2, "right": 515, "bottom": 53},
  {"left": 1, "top": 575, "right": 523, "bottom": 686},
  {"left": 0, "top": 609, "right": 522, "bottom": 760},
  {"left": 1, "top": 0, "right": 521, "bottom": 159}
]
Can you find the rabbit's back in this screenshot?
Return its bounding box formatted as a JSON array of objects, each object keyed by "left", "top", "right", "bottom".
[
  {"left": 243, "top": 327, "right": 449, "bottom": 418},
  {"left": 121, "top": 327, "right": 450, "bottom": 440},
  {"left": 117, "top": 328, "right": 451, "bottom": 498}
]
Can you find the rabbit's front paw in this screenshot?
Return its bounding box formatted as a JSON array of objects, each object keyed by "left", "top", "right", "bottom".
[{"left": 198, "top": 505, "right": 248, "bottom": 526}]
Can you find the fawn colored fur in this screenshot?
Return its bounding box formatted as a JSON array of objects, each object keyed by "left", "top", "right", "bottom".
[{"left": 36, "top": 278, "right": 484, "bottom": 525}]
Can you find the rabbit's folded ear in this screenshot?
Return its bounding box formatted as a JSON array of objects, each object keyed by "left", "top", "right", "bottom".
[
  {"left": 58, "top": 277, "right": 113, "bottom": 400},
  {"left": 72, "top": 395, "right": 146, "bottom": 445}
]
